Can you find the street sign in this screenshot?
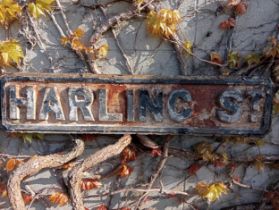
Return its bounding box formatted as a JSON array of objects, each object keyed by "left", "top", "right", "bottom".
[{"left": 0, "top": 73, "right": 273, "bottom": 135}]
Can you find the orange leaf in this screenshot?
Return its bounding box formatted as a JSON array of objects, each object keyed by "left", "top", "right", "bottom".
[
  {"left": 121, "top": 147, "right": 136, "bottom": 163},
  {"left": 22, "top": 193, "right": 33, "bottom": 204},
  {"left": 49, "top": 192, "right": 69, "bottom": 206},
  {"left": 187, "top": 163, "right": 202, "bottom": 176},
  {"left": 118, "top": 164, "right": 133, "bottom": 177},
  {"left": 0, "top": 183, "right": 7, "bottom": 198},
  {"left": 235, "top": 2, "right": 247, "bottom": 15},
  {"left": 219, "top": 18, "right": 236, "bottom": 30},
  {"left": 5, "top": 158, "right": 21, "bottom": 172},
  {"left": 81, "top": 179, "right": 102, "bottom": 191},
  {"left": 210, "top": 52, "right": 223, "bottom": 64}
]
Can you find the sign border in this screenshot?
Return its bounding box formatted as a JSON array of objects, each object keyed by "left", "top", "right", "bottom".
[{"left": 0, "top": 73, "right": 273, "bottom": 136}]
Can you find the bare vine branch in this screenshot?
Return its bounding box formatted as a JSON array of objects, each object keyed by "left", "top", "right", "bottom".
[{"left": 7, "top": 138, "right": 85, "bottom": 210}]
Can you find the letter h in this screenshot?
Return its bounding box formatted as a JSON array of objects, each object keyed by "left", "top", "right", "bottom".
[{"left": 9, "top": 86, "right": 35, "bottom": 120}]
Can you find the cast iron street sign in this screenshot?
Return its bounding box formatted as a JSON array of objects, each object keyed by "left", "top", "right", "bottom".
[{"left": 0, "top": 73, "right": 273, "bottom": 135}]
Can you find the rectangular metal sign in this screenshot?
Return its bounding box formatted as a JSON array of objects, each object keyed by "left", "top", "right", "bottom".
[{"left": 0, "top": 73, "right": 273, "bottom": 135}]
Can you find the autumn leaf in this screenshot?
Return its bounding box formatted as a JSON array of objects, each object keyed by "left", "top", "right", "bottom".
[
  {"left": 18, "top": 133, "right": 44, "bottom": 143},
  {"left": 96, "top": 204, "right": 108, "bottom": 210},
  {"left": 121, "top": 146, "right": 136, "bottom": 163},
  {"left": 227, "top": 51, "right": 240, "bottom": 68},
  {"left": 81, "top": 178, "right": 102, "bottom": 191},
  {"left": 147, "top": 9, "right": 181, "bottom": 38},
  {"left": 28, "top": 0, "right": 55, "bottom": 19},
  {"left": 49, "top": 192, "right": 69, "bottom": 206},
  {"left": 183, "top": 40, "right": 193, "bottom": 54},
  {"left": 273, "top": 91, "right": 279, "bottom": 114},
  {"left": 219, "top": 18, "right": 236, "bottom": 30},
  {"left": 254, "top": 155, "right": 265, "bottom": 172},
  {"left": 264, "top": 37, "right": 279, "bottom": 58},
  {"left": 187, "top": 163, "right": 202, "bottom": 176},
  {"left": 96, "top": 44, "right": 109, "bottom": 59},
  {"left": 118, "top": 164, "right": 133, "bottom": 177},
  {"left": 196, "top": 182, "right": 228, "bottom": 202},
  {"left": 227, "top": 0, "right": 241, "bottom": 6},
  {"left": 5, "top": 158, "right": 21, "bottom": 172},
  {"left": 150, "top": 148, "right": 162, "bottom": 157},
  {"left": 235, "top": 2, "right": 248, "bottom": 15},
  {"left": 210, "top": 52, "right": 223, "bottom": 64},
  {"left": 0, "top": 183, "right": 7, "bottom": 198},
  {"left": 195, "top": 143, "right": 215, "bottom": 162},
  {"left": 0, "top": 0, "right": 22, "bottom": 27},
  {"left": 0, "top": 40, "right": 23, "bottom": 67},
  {"left": 245, "top": 53, "right": 261, "bottom": 67},
  {"left": 22, "top": 193, "right": 33, "bottom": 204},
  {"left": 134, "top": 0, "right": 145, "bottom": 7}
]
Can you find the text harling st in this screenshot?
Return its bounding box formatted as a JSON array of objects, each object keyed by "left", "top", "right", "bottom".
[{"left": 1, "top": 74, "right": 272, "bottom": 135}]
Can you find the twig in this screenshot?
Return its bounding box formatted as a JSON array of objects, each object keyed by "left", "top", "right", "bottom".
[
  {"left": 135, "top": 136, "right": 173, "bottom": 209},
  {"left": 55, "top": 0, "right": 72, "bottom": 35},
  {"left": 7, "top": 138, "right": 85, "bottom": 210},
  {"left": 68, "top": 134, "right": 132, "bottom": 210},
  {"left": 99, "top": 7, "right": 133, "bottom": 74}
]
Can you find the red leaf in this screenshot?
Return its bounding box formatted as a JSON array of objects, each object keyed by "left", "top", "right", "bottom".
[
  {"left": 22, "top": 193, "right": 33, "bottom": 204},
  {"left": 96, "top": 204, "right": 108, "bottom": 210},
  {"left": 187, "top": 163, "right": 202, "bottom": 176},
  {"left": 150, "top": 148, "right": 162, "bottom": 157},
  {"left": 219, "top": 18, "right": 236, "bottom": 30}
]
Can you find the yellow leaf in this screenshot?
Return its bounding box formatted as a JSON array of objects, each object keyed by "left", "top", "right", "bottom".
[
  {"left": 227, "top": 51, "right": 240, "bottom": 68},
  {"left": 0, "top": 0, "right": 22, "bottom": 27},
  {"left": 73, "top": 28, "right": 85, "bottom": 38},
  {"left": 28, "top": 0, "right": 55, "bottom": 19},
  {"left": 0, "top": 40, "right": 23, "bottom": 67},
  {"left": 71, "top": 38, "right": 86, "bottom": 51},
  {"left": 147, "top": 9, "right": 181, "bottom": 38},
  {"left": 183, "top": 40, "right": 193, "bottom": 54},
  {"left": 28, "top": 3, "right": 45, "bottom": 19},
  {"left": 196, "top": 182, "right": 228, "bottom": 202},
  {"left": 49, "top": 192, "right": 69, "bottom": 206},
  {"left": 96, "top": 43, "right": 109, "bottom": 59},
  {"left": 245, "top": 53, "right": 261, "bottom": 67}
]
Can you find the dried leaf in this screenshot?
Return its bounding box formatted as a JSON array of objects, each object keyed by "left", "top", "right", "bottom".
[
  {"left": 81, "top": 178, "right": 102, "bottom": 191},
  {"left": 0, "top": 183, "right": 7, "bottom": 198},
  {"left": 5, "top": 158, "right": 21, "bottom": 172},
  {"left": 49, "top": 192, "right": 69, "bottom": 206},
  {"left": 150, "top": 148, "right": 162, "bottom": 157},
  {"left": 147, "top": 9, "right": 181, "bottom": 38},
  {"left": 227, "top": 51, "right": 240, "bottom": 68},
  {"left": 196, "top": 182, "right": 228, "bottom": 202},
  {"left": 187, "top": 163, "right": 202, "bottom": 176},
  {"left": 254, "top": 155, "right": 265, "bottom": 172},
  {"left": 195, "top": 143, "right": 215, "bottom": 162},
  {"left": 245, "top": 53, "right": 261, "bottom": 67},
  {"left": 28, "top": 0, "right": 55, "bottom": 19},
  {"left": 118, "top": 164, "right": 133, "bottom": 177},
  {"left": 235, "top": 2, "right": 248, "bottom": 15},
  {"left": 227, "top": 0, "right": 241, "bottom": 6},
  {"left": 22, "top": 193, "right": 33, "bottom": 204},
  {"left": 264, "top": 37, "right": 279, "bottom": 58},
  {"left": 219, "top": 18, "right": 236, "bottom": 30},
  {"left": 121, "top": 146, "right": 136, "bottom": 163},
  {"left": 96, "top": 43, "right": 109, "bottom": 59},
  {"left": 96, "top": 204, "right": 108, "bottom": 210},
  {"left": 210, "top": 52, "right": 223, "bottom": 64},
  {"left": 0, "top": 40, "right": 23, "bottom": 67},
  {"left": 183, "top": 40, "right": 193, "bottom": 54},
  {"left": 0, "top": 0, "right": 22, "bottom": 27}
]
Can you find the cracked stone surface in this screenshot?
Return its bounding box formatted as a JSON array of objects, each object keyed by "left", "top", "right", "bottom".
[{"left": 0, "top": 0, "right": 278, "bottom": 209}]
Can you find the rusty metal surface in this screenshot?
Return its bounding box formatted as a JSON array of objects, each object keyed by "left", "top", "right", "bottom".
[{"left": 0, "top": 73, "right": 273, "bottom": 135}]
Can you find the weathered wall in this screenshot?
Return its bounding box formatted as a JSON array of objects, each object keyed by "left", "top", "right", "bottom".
[{"left": 0, "top": 0, "right": 279, "bottom": 209}]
